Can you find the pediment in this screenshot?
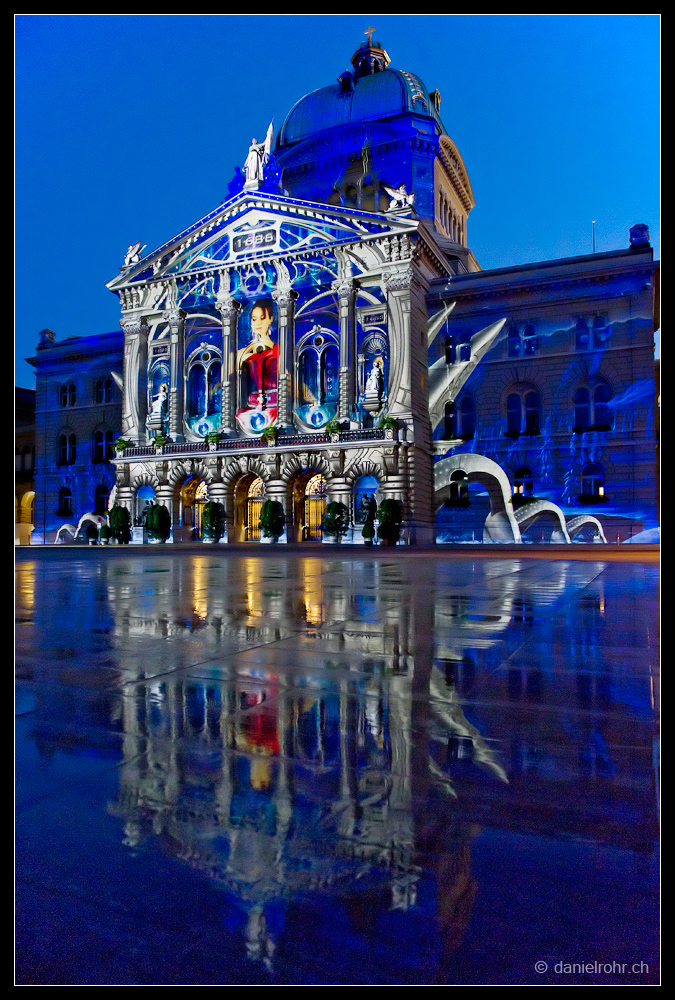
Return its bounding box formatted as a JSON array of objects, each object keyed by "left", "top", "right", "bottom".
[{"left": 107, "top": 191, "right": 419, "bottom": 293}]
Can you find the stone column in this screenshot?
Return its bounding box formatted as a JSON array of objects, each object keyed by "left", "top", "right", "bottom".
[
  {"left": 332, "top": 277, "right": 357, "bottom": 422},
  {"left": 120, "top": 314, "right": 149, "bottom": 443},
  {"left": 272, "top": 285, "right": 297, "bottom": 430},
  {"left": 163, "top": 304, "right": 186, "bottom": 441},
  {"left": 215, "top": 286, "right": 240, "bottom": 434}
]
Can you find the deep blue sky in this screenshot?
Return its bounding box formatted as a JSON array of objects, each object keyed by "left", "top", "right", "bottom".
[{"left": 15, "top": 14, "right": 660, "bottom": 387}]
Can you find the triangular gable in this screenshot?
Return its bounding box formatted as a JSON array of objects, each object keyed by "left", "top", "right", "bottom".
[{"left": 107, "top": 191, "right": 419, "bottom": 292}]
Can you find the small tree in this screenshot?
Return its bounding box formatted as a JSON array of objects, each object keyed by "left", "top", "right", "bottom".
[
  {"left": 377, "top": 498, "right": 403, "bottom": 544},
  {"left": 86, "top": 523, "right": 99, "bottom": 544},
  {"left": 109, "top": 504, "right": 131, "bottom": 544},
  {"left": 99, "top": 523, "right": 112, "bottom": 543},
  {"left": 322, "top": 500, "right": 350, "bottom": 541},
  {"left": 201, "top": 500, "right": 226, "bottom": 542},
  {"left": 146, "top": 502, "right": 171, "bottom": 542},
  {"left": 259, "top": 499, "right": 285, "bottom": 541}
]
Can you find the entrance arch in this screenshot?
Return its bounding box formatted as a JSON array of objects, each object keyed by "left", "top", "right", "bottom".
[
  {"left": 173, "top": 475, "right": 209, "bottom": 541},
  {"left": 291, "top": 471, "right": 327, "bottom": 542},
  {"left": 233, "top": 474, "right": 266, "bottom": 542}
]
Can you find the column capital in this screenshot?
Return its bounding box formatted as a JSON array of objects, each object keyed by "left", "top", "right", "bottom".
[
  {"left": 119, "top": 314, "right": 148, "bottom": 337},
  {"left": 162, "top": 307, "right": 186, "bottom": 332},
  {"left": 271, "top": 287, "right": 298, "bottom": 309},
  {"left": 215, "top": 294, "right": 241, "bottom": 323},
  {"left": 331, "top": 277, "right": 358, "bottom": 299},
  {"left": 381, "top": 265, "right": 415, "bottom": 292}
]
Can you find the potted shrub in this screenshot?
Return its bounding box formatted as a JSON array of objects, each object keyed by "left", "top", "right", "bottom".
[
  {"left": 113, "top": 437, "right": 129, "bottom": 454},
  {"left": 86, "top": 523, "right": 99, "bottom": 546},
  {"left": 260, "top": 425, "right": 279, "bottom": 445},
  {"left": 153, "top": 431, "right": 169, "bottom": 451},
  {"left": 99, "top": 523, "right": 112, "bottom": 545},
  {"left": 146, "top": 502, "right": 172, "bottom": 543},
  {"left": 201, "top": 500, "right": 226, "bottom": 543},
  {"left": 325, "top": 418, "right": 341, "bottom": 438},
  {"left": 361, "top": 517, "right": 375, "bottom": 546},
  {"left": 377, "top": 498, "right": 403, "bottom": 546},
  {"left": 322, "top": 500, "right": 350, "bottom": 543},
  {"left": 377, "top": 415, "right": 399, "bottom": 439},
  {"left": 109, "top": 504, "right": 132, "bottom": 544},
  {"left": 205, "top": 430, "right": 222, "bottom": 450},
  {"left": 259, "top": 498, "right": 285, "bottom": 542}
]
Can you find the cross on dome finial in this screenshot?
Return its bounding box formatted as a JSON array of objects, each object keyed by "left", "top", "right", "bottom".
[{"left": 365, "top": 25, "right": 375, "bottom": 44}]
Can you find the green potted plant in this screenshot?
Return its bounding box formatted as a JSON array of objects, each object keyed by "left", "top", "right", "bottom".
[
  {"left": 377, "top": 415, "right": 399, "bottom": 433},
  {"left": 260, "top": 425, "right": 279, "bottom": 445},
  {"left": 325, "top": 418, "right": 341, "bottom": 437},
  {"left": 361, "top": 516, "right": 375, "bottom": 546},
  {"left": 377, "top": 498, "right": 403, "bottom": 546},
  {"left": 86, "top": 523, "right": 99, "bottom": 546},
  {"left": 113, "top": 437, "right": 129, "bottom": 453},
  {"left": 153, "top": 431, "right": 170, "bottom": 450},
  {"left": 321, "top": 500, "right": 350, "bottom": 542},
  {"left": 205, "top": 430, "right": 221, "bottom": 450},
  {"left": 201, "top": 500, "right": 226, "bottom": 543},
  {"left": 109, "top": 504, "right": 132, "bottom": 544},
  {"left": 99, "top": 522, "right": 112, "bottom": 545},
  {"left": 146, "top": 502, "right": 172, "bottom": 543},
  {"left": 259, "top": 498, "right": 285, "bottom": 542}
]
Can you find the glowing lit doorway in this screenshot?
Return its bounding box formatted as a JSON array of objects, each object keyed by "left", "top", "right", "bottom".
[
  {"left": 304, "top": 474, "right": 327, "bottom": 540},
  {"left": 247, "top": 477, "right": 265, "bottom": 541},
  {"left": 181, "top": 478, "right": 208, "bottom": 540}
]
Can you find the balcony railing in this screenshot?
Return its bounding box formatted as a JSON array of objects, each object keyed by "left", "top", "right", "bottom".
[{"left": 120, "top": 427, "right": 386, "bottom": 458}]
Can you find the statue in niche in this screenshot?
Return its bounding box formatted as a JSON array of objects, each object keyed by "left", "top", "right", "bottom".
[
  {"left": 244, "top": 123, "right": 274, "bottom": 184},
  {"left": 150, "top": 383, "right": 168, "bottom": 419},
  {"left": 384, "top": 184, "right": 414, "bottom": 211},
  {"left": 365, "top": 360, "right": 384, "bottom": 398},
  {"left": 124, "top": 242, "right": 147, "bottom": 266}
]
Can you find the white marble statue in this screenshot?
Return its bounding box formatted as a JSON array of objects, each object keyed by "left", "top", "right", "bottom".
[
  {"left": 244, "top": 122, "right": 273, "bottom": 183},
  {"left": 366, "top": 362, "right": 384, "bottom": 396},
  {"left": 124, "top": 242, "right": 147, "bottom": 266},
  {"left": 150, "top": 384, "right": 168, "bottom": 418},
  {"left": 384, "top": 184, "right": 414, "bottom": 211}
]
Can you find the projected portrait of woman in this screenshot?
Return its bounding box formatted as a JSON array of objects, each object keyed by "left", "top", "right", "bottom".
[{"left": 236, "top": 298, "right": 279, "bottom": 434}]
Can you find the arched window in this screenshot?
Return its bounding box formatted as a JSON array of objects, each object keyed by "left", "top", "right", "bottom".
[
  {"left": 458, "top": 332, "right": 471, "bottom": 363},
  {"left": 449, "top": 469, "right": 469, "bottom": 501},
  {"left": 458, "top": 395, "right": 475, "bottom": 439},
  {"left": 69, "top": 384, "right": 76, "bottom": 407},
  {"left": 514, "top": 467, "right": 534, "bottom": 497},
  {"left": 444, "top": 336, "right": 454, "bottom": 365},
  {"left": 58, "top": 488, "right": 73, "bottom": 517},
  {"left": 93, "top": 430, "right": 114, "bottom": 463},
  {"left": 524, "top": 392, "right": 541, "bottom": 434},
  {"left": 60, "top": 385, "right": 69, "bottom": 408},
  {"left": 523, "top": 326, "right": 537, "bottom": 356},
  {"left": 95, "top": 378, "right": 113, "bottom": 404},
  {"left": 508, "top": 328, "right": 521, "bottom": 358},
  {"left": 94, "top": 486, "right": 109, "bottom": 514},
  {"left": 581, "top": 464, "right": 604, "bottom": 497},
  {"left": 506, "top": 391, "right": 541, "bottom": 436},
  {"left": 575, "top": 319, "right": 590, "bottom": 351},
  {"left": 507, "top": 394, "right": 521, "bottom": 434},
  {"left": 58, "top": 434, "right": 76, "bottom": 465},
  {"left": 443, "top": 401, "right": 454, "bottom": 439},
  {"left": 593, "top": 386, "right": 611, "bottom": 429},
  {"left": 592, "top": 317, "right": 607, "bottom": 348},
  {"left": 574, "top": 388, "right": 590, "bottom": 431}
]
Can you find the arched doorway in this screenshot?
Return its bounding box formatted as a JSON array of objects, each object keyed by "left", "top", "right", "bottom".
[
  {"left": 292, "top": 472, "right": 327, "bottom": 541},
  {"left": 135, "top": 484, "right": 155, "bottom": 527},
  {"left": 180, "top": 477, "right": 208, "bottom": 540},
  {"left": 233, "top": 475, "right": 266, "bottom": 542}
]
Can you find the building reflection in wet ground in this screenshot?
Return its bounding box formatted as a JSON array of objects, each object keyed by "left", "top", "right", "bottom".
[{"left": 15, "top": 550, "right": 659, "bottom": 985}]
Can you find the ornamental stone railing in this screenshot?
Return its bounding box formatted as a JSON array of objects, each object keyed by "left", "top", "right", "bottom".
[{"left": 118, "top": 427, "right": 387, "bottom": 459}]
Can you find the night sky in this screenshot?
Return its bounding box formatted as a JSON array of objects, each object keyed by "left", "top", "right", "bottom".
[{"left": 15, "top": 14, "right": 660, "bottom": 388}]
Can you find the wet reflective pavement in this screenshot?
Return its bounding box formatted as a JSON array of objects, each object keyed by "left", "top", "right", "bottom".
[{"left": 15, "top": 548, "right": 659, "bottom": 985}]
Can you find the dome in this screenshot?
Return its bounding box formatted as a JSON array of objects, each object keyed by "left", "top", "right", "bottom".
[{"left": 276, "top": 42, "right": 445, "bottom": 149}]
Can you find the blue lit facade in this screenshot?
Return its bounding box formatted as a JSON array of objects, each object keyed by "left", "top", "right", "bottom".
[{"left": 26, "top": 37, "right": 658, "bottom": 544}]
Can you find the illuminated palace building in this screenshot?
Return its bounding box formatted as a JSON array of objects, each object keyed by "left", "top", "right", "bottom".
[{"left": 28, "top": 36, "right": 659, "bottom": 544}]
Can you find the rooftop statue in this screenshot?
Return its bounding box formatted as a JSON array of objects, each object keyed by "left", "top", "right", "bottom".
[
  {"left": 384, "top": 184, "right": 414, "bottom": 211},
  {"left": 244, "top": 122, "right": 274, "bottom": 185},
  {"left": 124, "top": 242, "right": 147, "bottom": 266}
]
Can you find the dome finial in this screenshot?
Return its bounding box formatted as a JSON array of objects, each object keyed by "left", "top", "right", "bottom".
[{"left": 351, "top": 30, "right": 390, "bottom": 79}]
